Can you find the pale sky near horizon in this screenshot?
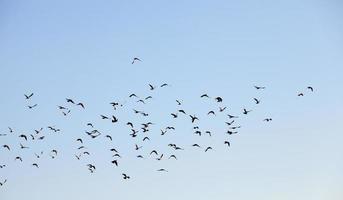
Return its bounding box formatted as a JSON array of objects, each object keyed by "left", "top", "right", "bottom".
[{"left": 1, "top": 0, "right": 343, "bottom": 200}]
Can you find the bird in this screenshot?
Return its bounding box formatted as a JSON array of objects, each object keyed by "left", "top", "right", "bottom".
[
  {"left": 161, "top": 129, "right": 167, "bottom": 135},
  {"left": 28, "top": 104, "right": 38, "bottom": 109},
  {"left": 160, "top": 83, "right": 169, "bottom": 87},
  {"left": 208, "top": 111, "right": 216, "bottom": 115},
  {"left": 176, "top": 100, "right": 182, "bottom": 105},
  {"left": 19, "top": 134, "right": 28, "bottom": 141},
  {"left": 66, "top": 98, "right": 75, "bottom": 104},
  {"left": 215, "top": 97, "right": 223, "bottom": 102},
  {"left": 24, "top": 93, "right": 34, "bottom": 99},
  {"left": 135, "top": 144, "right": 142, "bottom": 150},
  {"left": 205, "top": 147, "right": 213, "bottom": 152},
  {"left": 307, "top": 86, "right": 314, "bottom": 92},
  {"left": 219, "top": 107, "right": 227, "bottom": 112},
  {"left": 105, "top": 135, "right": 113, "bottom": 141},
  {"left": 189, "top": 115, "right": 199, "bottom": 123},
  {"left": 178, "top": 110, "right": 186, "bottom": 114},
  {"left": 20, "top": 143, "right": 29, "bottom": 149},
  {"left": 224, "top": 141, "right": 230, "bottom": 147},
  {"left": 87, "top": 123, "right": 93, "bottom": 128},
  {"left": 168, "top": 155, "right": 177, "bottom": 160},
  {"left": 254, "top": 86, "right": 266, "bottom": 90},
  {"left": 171, "top": 113, "right": 178, "bottom": 118},
  {"left": 157, "top": 168, "right": 168, "bottom": 172},
  {"left": 156, "top": 154, "right": 164, "bottom": 161},
  {"left": 192, "top": 144, "right": 201, "bottom": 148},
  {"left": 227, "top": 114, "right": 239, "bottom": 119},
  {"left": 243, "top": 109, "right": 252, "bottom": 115},
  {"left": 253, "top": 98, "right": 261, "bottom": 104},
  {"left": 226, "top": 120, "right": 235, "bottom": 126},
  {"left": 8, "top": 127, "right": 13, "bottom": 133},
  {"left": 32, "top": 163, "right": 39, "bottom": 168},
  {"left": 58, "top": 106, "right": 67, "bottom": 110},
  {"left": 15, "top": 156, "right": 23, "bottom": 162},
  {"left": 0, "top": 179, "right": 7, "bottom": 186},
  {"left": 2, "top": 145, "right": 10, "bottom": 151},
  {"left": 101, "top": 115, "right": 109, "bottom": 120},
  {"left": 150, "top": 150, "right": 158, "bottom": 155},
  {"left": 111, "top": 115, "right": 118, "bottom": 123},
  {"left": 200, "top": 94, "right": 209, "bottom": 98},
  {"left": 298, "top": 93, "right": 304, "bottom": 97},
  {"left": 129, "top": 93, "right": 138, "bottom": 98},
  {"left": 76, "top": 138, "right": 83, "bottom": 144},
  {"left": 77, "top": 102, "right": 85, "bottom": 109},
  {"left": 145, "top": 96, "right": 153, "bottom": 100},
  {"left": 148, "top": 84, "right": 156, "bottom": 90},
  {"left": 132, "top": 57, "right": 141, "bottom": 64},
  {"left": 263, "top": 118, "right": 272, "bottom": 122},
  {"left": 122, "top": 173, "right": 130, "bottom": 179},
  {"left": 126, "top": 122, "right": 134, "bottom": 128},
  {"left": 111, "top": 160, "right": 118, "bottom": 167},
  {"left": 143, "top": 137, "right": 150, "bottom": 141}
]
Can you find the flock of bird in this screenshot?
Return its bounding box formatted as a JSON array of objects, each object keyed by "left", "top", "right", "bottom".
[{"left": 0, "top": 60, "right": 315, "bottom": 187}]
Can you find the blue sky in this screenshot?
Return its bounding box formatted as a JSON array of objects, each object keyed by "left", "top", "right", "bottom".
[{"left": 1, "top": 0, "right": 343, "bottom": 199}]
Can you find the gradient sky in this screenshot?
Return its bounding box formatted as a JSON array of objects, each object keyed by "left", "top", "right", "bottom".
[{"left": 1, "top": 0, "right": 343, "bottom": 200}]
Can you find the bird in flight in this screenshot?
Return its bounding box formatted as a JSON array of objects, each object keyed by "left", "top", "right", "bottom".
[
  {"left": 298, "top": 93, "right": 304, "bottom": 97},
  {"left": 122, "top": 173, "right": 130, "bottom": 179},
  {"left": 254, "top": 86, "right": 266, "bottom": 90},
  {"left": 263, "top": 118, "right": 272, "bottom": 122},
  {"left": 253, "top": 98, "right": 261, "bottom": 104},
  {"left": 215, "top": 97, "right": 223, "bottom": 102},
  {"left": 131, "top": 57, "right": 141, "bottom": 64},
  {"left": 24, "top": 93, "right": 34, "bottom": 99},
  {"left": 0, "top": 179, "right": 7, "bottom": 186},
  {"left": 307, "top": 86, "right": 314, "bottom": 92},
  {"left": 243, "top": 109, "right": 252, "bottom": 115},
  {"left": 28, "top": 104, "right": 38, "bottom": 109}
]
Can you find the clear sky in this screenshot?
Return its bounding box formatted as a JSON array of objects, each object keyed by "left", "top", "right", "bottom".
[{"left": 1, "top": 0, "right": 343, "bottom": 199}]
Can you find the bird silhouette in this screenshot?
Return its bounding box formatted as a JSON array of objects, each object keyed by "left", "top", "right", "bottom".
[
  {"left": 243, "top": 109, "right": 252, "bottom": 115},
  {"left": 215, "top": 97, "right": 223, "bottom": 102},
  {"left": 131, "top": 57, "right": 141, "bottom": 64},
  {"left": 122, "top": 173, "right": 130, "bottom": 179},
  {"left": 24, "top": 93, "right": 34, "bottom": 99},
  {"left": 253, "top": 98, "right": 261, "bottom": 104},
  {"left": 205, "top": 147, "right": 213, "bottom": 152},
  {"left": 307, "top": 86, "right": 314, "bottom": 92},
  {"left": 254, "top": 86, "right": 265, "bottom": 90}
]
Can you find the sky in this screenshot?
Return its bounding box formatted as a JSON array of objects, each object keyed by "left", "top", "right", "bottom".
[{"left": 0, "top": 0, "right": 343, "bottom": 199}]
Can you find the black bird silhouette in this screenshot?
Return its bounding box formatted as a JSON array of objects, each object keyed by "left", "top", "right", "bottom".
[
  {"left": 135, "top": 144, "right": 143, "bottom": 150},
  {"left": 145, "top": 96, "right": 153, "bottom": 100},
  {"left": 127, "top": 122, "right": 134, "bottom": 128},
  {"left": 224, "top": 141, "right": 230, "bottom": 147},
  {"left": 157, "top": 168, "right": 168, "bottom": 172},
  {"left": 215, "top": 97, "right": 223, "bottom": 102},
  {"left": 58, "top": 106, "right": 67, "bottom": 110},
  {"left": 156, "top": 154, "right": 164, "bottom": 161},
  {"left": 111, "top": 160, "right": 118, "bottom": 167},
  {"left": 111, "top": 115, "right": 118, "bottom": 123},
  {"left": 189, "top": 115, "right": 199, "bottom": 123},
  {"left": 227, "top": 114, "right": 239, "bottom": 119},
  {"left": 226, "top": 120, "right": 235, "bottom": 126},
  {"left": 143, "top": 137, "right": 150, "bottom": 141},
  {"left": 19, "top": 134, "right": 27, "bottom": 141},
  {"left": 20, "top": 143, "right": 29, "bottom": 149},
  {"left": 0, "top": 165, "right": 6, "bottom": 168},
  {"left": 132, "top": 57, "right": 141, "bottom": 64},
  {"left": 15, "top": 156, "right": 23, "bottom": 162},
  {"left": 122, "top": 173, "right": 130, "bottom": 179},
  {"left": 24, "top": 93, "right": 34, "bottom": 99},
  {"left": 201, "top": 94, "right": 209, "bottom": 98},
  {"left": 105, "top": 135, "right": 113, "bottom": 141},
  {"left": 101, "top": 115, "right": 109, "bottom": 120},
  {"left": 192, "top": 144, "right": 201, "bottom": 148},
  {"left": 66, "top": 98, "right": 75, "bottom": 104},
  {"left": 77, "top": 102, "right": 85, "bottom": 109},
  {"left": 243, "top": 109, "right": 252, "bottom": 115},
  {"left": 0, "top": 179, "right": 7, "bottom": 186},
  {"left": 32, "top": 163, "right": 39, "bottom": 168},
  {"left": 2, "top": 145, "right": 10, "bottom": 151},
  {"left": 205, "top": 147, "right": 213, "bottom": 152},
  {"left": 160, "top": 83, "right": 169, "bottom": 87},
  {"left": 219, "top": 107, "right": 227, "bottom": 112},
  {"left": 208, "top": 111, "right": 216, "bottom": 115},
  {"left": 176, "top": 100, "right": 182, "bottom": 105},
  {"left": 178, "top": 110, "right": 186, "bottom": 114},
  {"left": 263, "top": 118, "right": 272, "bottom": 122},
  {"left": 8, "top": 127, "right": 13, "bottom": 133},
  {"left": 254, "top": 86, "right": 266, "bottom": 90},
  {"left": 129, "top": 93, "right": 138, "bottom": 98},
  {"left": 307, "top": 86, "right": 314, "bottom": 92},
  {"left": 149, "top": 84, "right": 156, "bottom": 90},
  {"left": 76, "top": 138, "right": 83, "bottom": 144},
  {"left": 171, "top": 113, "right": 178, "bottom": 118},
  {"left": 150, "top": 150, "right": 158, "bottom": 155},
  {"left": 28, "top": 104, "right": 38, "bottom": 109},
  {"left": 253, "top": 98, "right": 261, "bottom": 104},
  {"left": 298, "top": 93, "right": 304, "bottom": 96},
  {"left": 87, "top": 123, "right": 93, "bottom": 128},
  {"left": 161, "top": 129, "right": 167, "bottom": 135},
  {"left": 169, "top": 155, "right": 177, "bottom": 160}
]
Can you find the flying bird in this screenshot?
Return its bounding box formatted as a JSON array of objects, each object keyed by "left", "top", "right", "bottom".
[
  {"left": 24, "top": 93, "right": 34, "bottom": 99},
  {"left": 132, "top": 57, "right": 141, "bottom": 64}
]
